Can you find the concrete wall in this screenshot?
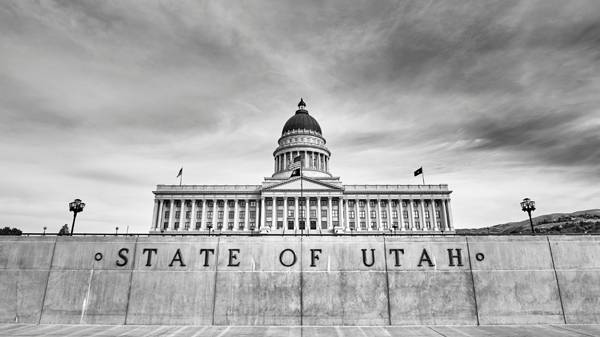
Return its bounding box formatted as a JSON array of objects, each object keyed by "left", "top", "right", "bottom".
[{"left": 0, "top": 235, "right": 599, "bottom": 325}]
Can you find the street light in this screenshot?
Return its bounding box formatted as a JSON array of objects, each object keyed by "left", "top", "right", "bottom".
[
  {"left": 521, "top": 198, "right": 536, "bottom": 234},
  {"left": 43, "top": 226, "right": 47, "bottom": 235},
  {"left": 69, "top": 199, "right": 85, "bottom": 235},
  {"left": 115, "top": 227, "right": 119, "bottom": 235}
]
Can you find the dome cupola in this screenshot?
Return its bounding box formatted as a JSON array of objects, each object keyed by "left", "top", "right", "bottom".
[
  {"left": 272, "top": 99, "right": 332, "bottom": 178},
  {"left": 282, "top": 98, "right": 322, "bottom": 135}
]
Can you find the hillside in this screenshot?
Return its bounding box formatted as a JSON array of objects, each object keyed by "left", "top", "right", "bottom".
[{"left": 457, "top": 209, "right": 600, "bottom": 235}]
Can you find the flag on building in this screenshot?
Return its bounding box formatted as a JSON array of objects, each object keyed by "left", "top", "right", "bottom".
[
  {"left": 414, "top": 167, "right": 423, "bottom": 177},
  {"left": 177, "top": 167, "right": 183, "bottom": 178},
  {"left": 290, "top": 155, "right": 303, "bottom": 177}
]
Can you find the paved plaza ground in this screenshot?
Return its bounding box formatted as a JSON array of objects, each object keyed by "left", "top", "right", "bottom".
[{"left": 2, "top": 324, "right": 600, "bottom": 337}]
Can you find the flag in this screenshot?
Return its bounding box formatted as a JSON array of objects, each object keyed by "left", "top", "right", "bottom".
[
  {"left": 289, "top": 155, "right": 303, "bottom": 177},
  {"left": 414, "top": 167, "right": 423, "bottom": 177},
  {"left": 176, "top": 167, "right": 183, "bottom": 178}
]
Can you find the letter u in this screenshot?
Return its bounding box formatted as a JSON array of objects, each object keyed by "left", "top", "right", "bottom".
[{"left": 361, "top": 248, "right": 376, "bottom": 267}]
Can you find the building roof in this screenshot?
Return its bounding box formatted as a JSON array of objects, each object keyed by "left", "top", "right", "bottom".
[{"left": 282, "top": 99, "right": 322, "bottom": 135}]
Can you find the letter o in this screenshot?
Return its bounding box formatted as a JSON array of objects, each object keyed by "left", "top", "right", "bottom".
[
  {"left": 94, "top": 252, "right": 103, "bottom": 261},
  {"left": 475, "top": 253, "right": 485, "bottom": 262},
  {"left": 279, "top": 248, "right": 297, "bottom": 267}
]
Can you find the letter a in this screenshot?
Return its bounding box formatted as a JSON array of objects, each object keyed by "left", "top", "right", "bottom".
[{"left": 417, "top": 248, "right": 435, "bottom": 267}]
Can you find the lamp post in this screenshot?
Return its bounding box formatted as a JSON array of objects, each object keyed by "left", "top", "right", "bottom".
[
  {"left": 43, "top": 226, "right": 47, "bottom": 235},
  {"left": 521, "top": 198, "right": 536, "bottom": 234},
  {"left": 69, "top": 199, "right": 85, "bottom": 235},
  {"left": 115, "top": 227, "right": 119, "bottom": 235}
]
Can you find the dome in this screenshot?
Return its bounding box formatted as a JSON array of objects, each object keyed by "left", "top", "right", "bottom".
[{"left": 281, "top": 99, "right": 322, "bottom": 135}]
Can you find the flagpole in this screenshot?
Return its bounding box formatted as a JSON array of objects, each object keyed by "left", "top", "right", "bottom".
[{"left": 422, "top": 170, "right": 425, "bottom": 185}]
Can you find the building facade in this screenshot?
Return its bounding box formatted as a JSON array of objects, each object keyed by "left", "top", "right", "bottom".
[{"left": 150, "top": 99, "right": 454, "bottom": 234}]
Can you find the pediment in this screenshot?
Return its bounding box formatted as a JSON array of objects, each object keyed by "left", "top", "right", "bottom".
[{"left": 263, "top": 177, "right": 343, "bottom": 191}]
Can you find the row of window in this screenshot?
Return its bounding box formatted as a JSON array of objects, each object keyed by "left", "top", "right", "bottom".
[
  {"left": 164, "top": 200, "right": 258, "bottom": 208},
  {"left": 163, "top": 199, "right": 445, "bottom": 209},
  {"left": 164, "top": 210, "right": 256, "bottom": 220},
  {"left": 347, "top": 210, "right": 441, "bottom": 220}
]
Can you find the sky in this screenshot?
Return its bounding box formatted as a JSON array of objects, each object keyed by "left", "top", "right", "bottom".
[{"left": 1, "top": 0, "right": 599, "bottom": 233}]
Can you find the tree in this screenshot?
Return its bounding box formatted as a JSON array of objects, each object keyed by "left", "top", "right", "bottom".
[
  {"left": 58, "top": 224, "right": 70, "bottom": 236},
  {"left": 0, "top": 227, "right": 22, "bottom": 235}
]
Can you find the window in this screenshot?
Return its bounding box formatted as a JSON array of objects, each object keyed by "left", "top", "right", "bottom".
[
  {"left": 239, "top": 200, "right": 245, "bottom": 207},
  {"left": 402, "top": 201, "right": 407, "bottom": 207},
  {"left": 404, "top": 221, "right": 410, "bottom": 229},
  {"left": 310, "top": 221, "right": 317, "bottom": 230},
  {"left": 288, "top": 199, "right": 294, "bottom": 206},
  {"left": 371, "top": 222, "right": 377, "bottom": 229},
  {"left": 426, "top": 221, "right": 431, "bottom": 229},
  {"left": 300, "top": 209, "right": 306, "bottom": 218},
  {"left": 310, "top": 199, "right": 317, "bottom": 206},
  {"left": 217, "top": 222, "right": 223, "bottom": 229},
  {"left": 276, "top": 199, "right": 284, "bottom": 206},
  {"left": 370, "top": 211, "right": 376, "bottom": 219},
  {"left": 266, "top": 199, "right": 272, "bottom": 206},
  {"left": 436, "top": 210, "right": 440, "bottom": 218},
  {"left": 218, "top": 211, "right": 224, "bottom": 219},
  {"left": 413, "top": 201, "right": 419, "bottom": 208},
  {"left": 288, "top": 209, "right": 294, "bottom": 217},
  {"left": 349, "top": 222, "right": 356, "bottom": 230},
  {"left": 321, "top": 199, "right": 327, "bottom": 206},
  {"left": 175, "top": 211, "right": 181, "bottom": 218},
  {"left": 196, "top": 211, "right": 202, "bottom": 219},
  {"left": 349, "top": 210, "right": 355, "bottom": 219},
  {"left": 239, "top": 222, "right": 245, "bottom": 229},
  {"left": 425, "top": 210, "right": 430, "bottom": 219},
  {"left": 349, "top": 200, "right": 355, "bottom": 207},
  {"left": 239, "top": 211, "right": 245, "bottom": 219},
  {"left": 392, "top": 210, "right": 398, "bottom": 219},
  {"left": 165, "top": 211, "right": 170, "bottom": 218},
  {"left": 380, "top": 200, "right": 386, "bottom": 206},
  {"left": 332, "top": 199, "right": 339, "bottom": 206},
  {"left": 228, "top": 211, "right": 234, "bottom": 218},
  {"left": 392, "top": 201, "right": 398, "bottom": 207},
  {"left": 174, "top": 222, "right": 179, "bottom": 230},
  {"left": 360, "top": 222, "right": 367, "bottom": 230},
  {"left": 195, "top": 222, "right": 201, "bottom": 230},
  {"left": 382, "top": 221, "right": 388, "bottom": 229},
  {"left": 206, "top": 222, "right": 213, "bottom": 229},
  {"left": 163, "top": 222, "right": 168, "bottom": 230},
  {"left": 208, "top": 201, "right": 214, "bottom": 207},
  {"left": 415, "top": 221, "right": 420, "bottom": 229},
  {"left": 250, "top": 201, "right": 256, "bottom": 207},
  {"left": 250, "top": 211, "right": 256, "bottom": 219},
  {"left": 310, "top": 210, "right": 316, "bottom": 218},
  {"left": 332, "top": 210, "right": 339, "bottom": 217},
  {"left": 360, "top": 210, "right": 365, "bottom": 219},
  {"left": 218, "top": 201, "right": 224, "bottom": 207},
  {"left": 359, "top": 200, "right": 365, "bottom": 207},
  {"left": 228, "top": 201, "right": 235, "bottom": 207},
  {"left": 288, "top": 221, "right": 294, "bottom": 230},
  {"left": 175, "top": 200, "right": 181, "bottom": 207},
  {"left": 321, "top": 210, "right": 327, "bottom": 217},
  {"left": 207, "top": 211, "right": 213, "bottom": 218},
  {"left": 321, "top": 221, "right": 327, "bottom": 229},
  {"left": 266, "top": 221, "right": 272, "bottom": 227},
  {"left": 381, "top": 210, "right": 387, "bottom": 219},
  {"left": 333, "top": 221, "right": 339, "bottom": 226},
  {"left": 185, "top": 211, "right": 191, "bottom": 219},
  {"left": 403, "top": 211, "right": 408, "bottom": 219},
  {"left": 184, "top": 222, "right": 190, "bottom": 230},
  {"left": 277, "top": 221, "right": 283, "bottom": 229},
  {"left": 392, "top": 221, "right": 398, "bottom": 229},
  {"left": 437, "top": 221, "right": 441, "bottom": 228},
  {"left": 413, "top": 210, "right": 419, "bottom": 218},
  {"left": 369, "top": 200, "right": 376, "bottom": 207},
  {"left": 276, "top": 210, "right": 284, "bottom": 217}
]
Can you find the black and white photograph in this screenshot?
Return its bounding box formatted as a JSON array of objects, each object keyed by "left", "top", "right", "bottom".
[{"left": 1, "top": 1, "right": 599, "bottom": 336}]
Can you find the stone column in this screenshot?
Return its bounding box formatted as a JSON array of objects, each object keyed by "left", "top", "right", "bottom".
[
  {"left": 233, "top": 199, "right": 239, "bottom": 231},
  {"left": 366, "top": 198, "right": 372, "bottom": 231},
  {"left": 399, "top": 199, "right": 405, "bottom": 231},
  {"left": 200, "top": 199, "right": 206, "bottom": 230},
  {"left": 212, "top": 199, "right": 217, "bottom": 230},
  {"left": 408, "top": 199, "right": 415, "bottom": 231},
  {"left": 260, "top": 197, "right": 266, "bottom": 229},
  {"left": 157, "top": 200, "right": 164, "bottom": 231},
  {"left": 344, "top": 198, "right": 349, "bottom": 231},
  {"left": 190, "top": 200, "right": 196, "bottom": 231},
  {"left": 244, "top": 200, "right": 249, "bottom": 231},
  {"left": 420, "top": 200, "right": 426, "bottom": 231},
  {"left": 317, "top": 197, "right": 322, "bottom": 231},
  {"left": 377, "top": 198, "right": 382, "bottom": 231},
  {"left": 327, "top": 197, "right": 333, "bottom": 230},
  {"left": 178, "top": 199, "right": 185, "bottom": 231},
  {"left": 387, "top": 198, "right": 393, "bottom": 231},
  {"left": 151, "top": 199, "right": 159, "bottom": 230},
  {"left": 441, "top": 199, "right": 448, "bottom": 231},
  {"left": 168, "top": 199, "right": 175, "bottom": 230},
  {"left": 431, "top": 199, "right": 438, "bottom": 231},
  {"left": 294, "top": 197, "right": 299, "bottom": 230},
  {"left": 447, "top": 199, "right": 454, "bottom": 231}
]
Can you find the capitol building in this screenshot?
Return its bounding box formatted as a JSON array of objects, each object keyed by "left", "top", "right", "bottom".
[{"left": 150, "top": 99, "right": 454, "bottom": 234}]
